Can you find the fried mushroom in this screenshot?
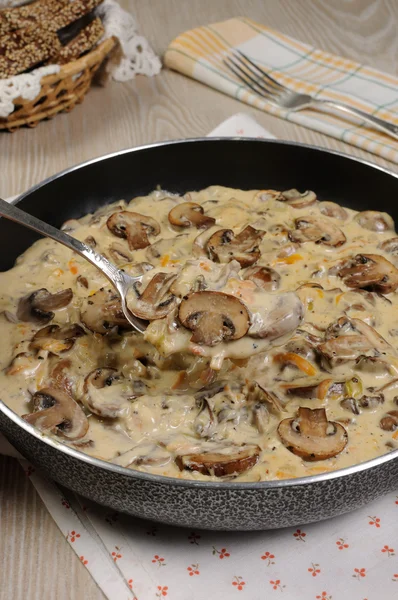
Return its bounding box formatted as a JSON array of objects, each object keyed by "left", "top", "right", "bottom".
[
  {"left": 354, "top": 211, "right": 394, "bottom": 232},
  {"left": 336, "top": 254, "right": 398, "bottom": 293},
  {"left": 22, "top": 387, "right": 88, "bottom": 440},
  {"left": 280, "top": 189, "right": 317, "bottom": 208},
  {"left": 17, "top": 288, "right": 73, "bottom": 324},
  {"left": 318, "top": 201, "right": 348, "bottom": 220},
  {"left": 83, "top": 368, "right": 134, "bottom": 418},
  {"left": 176, "top": 444, "right": 260, "bottom": 477},
  {"left": 107, "top": 211, "right": 160, "bottom": 250},
  {"left": 80, "top": 288, "right": 131, "bottom": 334},
  {"left": 278, "top": 407, "right": 348, "bottom": 461},
  {"left": 29, "top": 324, "right": 85, "bottom": 354},
  {"left": 168, "top": 202, "right": 216, "bottom": 229},
  {"left": 380, "top": 410, "right": 398, "bottom": 431},
  {"left": 206, "top": 226, "right": 265, "bottom": 268},
  {"left": 178, "top": 291, "right": 250, "bottom": 346},
  {"left": 243, "top": 266, "right": 280, "bottom": 291},
  {"left": 289, "top": 216, "right": 346, "bottom": 247},
  {"left": 129, "top": 273, "right": 177, "bottom": 320}
]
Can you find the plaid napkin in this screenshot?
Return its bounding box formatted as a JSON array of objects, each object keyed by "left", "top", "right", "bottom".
[{"left": 164, "top": 17, "right": 398, "bottom": 164}]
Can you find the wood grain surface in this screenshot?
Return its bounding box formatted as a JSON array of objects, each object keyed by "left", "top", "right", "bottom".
[{"left": 0, "top": 1, "right": 397, "bottom": 598}]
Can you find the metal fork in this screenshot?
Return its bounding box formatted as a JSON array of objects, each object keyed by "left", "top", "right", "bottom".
[{"left": 224, "top": 51, "right": 398, "bottom": 141}]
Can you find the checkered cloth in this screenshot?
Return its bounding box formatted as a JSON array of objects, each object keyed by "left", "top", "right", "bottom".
[{"left": 164, "top": 17, "right": 398, "bottom": 164}]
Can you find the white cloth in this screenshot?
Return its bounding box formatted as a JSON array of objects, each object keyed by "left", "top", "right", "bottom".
[
  {"left": 0, "top": 0, "right": 161, "bottom": 118},
  {"left": 1, "top": 114, "right": 398, "bottom": 600}
]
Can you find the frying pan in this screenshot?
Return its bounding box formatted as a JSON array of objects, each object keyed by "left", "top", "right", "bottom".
[{"left": 1, "top": 138, "right": 398, "bottom": 531}]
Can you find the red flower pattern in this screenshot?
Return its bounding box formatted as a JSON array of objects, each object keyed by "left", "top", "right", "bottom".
[
  {"left": 67, "top": 530, "right": 81, "bottom": 543},
  {"left": 61, "top": 498, "right": 70, "bottom": 509},
  {"left": 80, "top": 556, "right": 88, "bottom": 566},
  {"left": 152, "top": 554, "right": 166, "bottom": 567},
  {"left": 336, "top": 538, "right": 349, "bottom": 550},
  {"left": 25, "top": 465, "right": 35, "bottom": 477},
  {"left": 156, "top": 585, "right": 168, "bottom": 597},
  {"left": 146, "top": 527, "right": 157, "bottom": 536},
  {"left": 188, "top": 532, "right": 201, "bottom": 545},
  {"left": 393, "top": 574, "right": 398, "bottom": 582},
  {"left": 381, "top": 545, "right": 395, "bottom": 556},
  {"left": 212, "top": 546, "right": 230, "bottom": 559},
  {"left": 232, "top": 576, "right": 246, "bottom": 591},
  {"left": 368, "top": 516, "right": 381, "bottom": 528},
  {"left": 112, "top": 547, "right": 122, "bottom": 562},
  {"left": 308, "top": 563, "right": 321, "bottom": 577},
  {"left": 270, "top": 579, "right": 285, "bottom": 591},
  {"left": 261, "top": 551, "right": 276, "bottom": 566},
  {"left": 187, "top": 563, "right": 200, "bottom": 576},
  {"left": 352, "top": 568, "right": 366, "bottom": 580},
  {"left": 293, "top": 529, "right": 307, "bottom": 542},
  {"left": 316, "top": 593, "right": 332, "bottom": 600}
]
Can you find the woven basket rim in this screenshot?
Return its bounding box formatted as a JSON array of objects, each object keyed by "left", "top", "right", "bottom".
[{"left": 41, "top": 36, "right": 116, "bottom": 85}]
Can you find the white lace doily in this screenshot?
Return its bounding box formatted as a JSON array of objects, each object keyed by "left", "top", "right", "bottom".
[{"left": 0, "top": 0, "right": 162, "bottom": 118}]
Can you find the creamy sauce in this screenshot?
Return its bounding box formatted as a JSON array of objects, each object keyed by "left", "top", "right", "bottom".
[{"left": 1, "top": 186, "right": 398, "bottom": 482}]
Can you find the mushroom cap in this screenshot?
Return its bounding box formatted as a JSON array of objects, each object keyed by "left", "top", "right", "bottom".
[
  {"left": 178, "top": 291, "right": 250, "bottom": 346},
  {"left": 22, "top": 387, "right": 88, "bottom": 440},
  {"left": 17, "top": 288, "right": 73, "bottom": 324},
  {"left": 83, "top": 368, "right": 133, "bottom": 418},
  {"left": 354, "top": 211, "right": 394, "bottom": 232},
  {"left": 206, "top": 225, "right": 265, "bottom": 268},
  {"left": 380, "top": 237, "right": 398, "bottom": 256},
  {"left": 168, "top": 202, "right": 216, "bottom": 229},
  {"left": 29, "top": 324, "right": 85, "bottom": 354},
  {"left": 380, "top": 410, "right": 398, "bottom": 431},
  {"left": 280, "top": 189, "right": 317, "bottom": 208},
  {"left": 278, "top": 407, "right": 348, "bottom": 461},
  {"left": 80, "top": 288, "right": 131, "bottom": 334},
  {"left": 128, "top": 272, "right": 177, "bottom": 320},
  {"left": 243, "top": 266, "right": 280, "bottom": 291},
  {"left": 249, "top": 292, "right": 304, "bottom": 341},
  {"left": 176, "top": 444, "right": 260, "bottom": 477},
  {"left": 289, "top": 216, "right": 346, "bottom": 247},
  {"left": 318, "top": 201, "right": 348, "bottom": 220},
  {"left": 107, "top": 211, "right": 161, "bottom": 250},
  {"left": 338, "top": 254, "right": 398, "bottom": 293}
]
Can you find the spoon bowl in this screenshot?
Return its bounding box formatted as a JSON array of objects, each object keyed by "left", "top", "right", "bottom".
[{"left": 0, "top": 196, "right": 147, "bottom": 333}]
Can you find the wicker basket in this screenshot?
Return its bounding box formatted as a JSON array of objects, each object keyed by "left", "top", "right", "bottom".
[{"left": 0, "top": 36, "right": 116, "bottom": 132}]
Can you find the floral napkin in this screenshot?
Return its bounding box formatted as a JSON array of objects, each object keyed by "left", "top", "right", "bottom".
[{"left": 1, "top": 113, "right": 398, "bottom": 600}]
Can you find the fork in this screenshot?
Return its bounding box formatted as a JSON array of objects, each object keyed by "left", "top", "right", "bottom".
[{"left": 224, "top": 51, "right": 398, "bottom": 141}]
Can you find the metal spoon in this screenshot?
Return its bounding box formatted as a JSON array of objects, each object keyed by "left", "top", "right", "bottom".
[{"left": 0, "top": 197, "right": 147, "bottom": 333}]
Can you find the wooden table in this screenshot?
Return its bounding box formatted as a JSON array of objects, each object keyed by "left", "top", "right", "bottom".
[{"left": 1, "top": 1, "right": 397, "bottom": 598}]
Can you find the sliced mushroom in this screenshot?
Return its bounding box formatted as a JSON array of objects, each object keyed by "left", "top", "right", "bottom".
[
  {"left": 249, "top": 292, "right": 303, "bottom": 341},
  {"left": 5, "top": 352, "right": 45, "bottom": 377},
  {"left": 337, "top": 254, "right": 398, "bottom": 293},
  {"left": 254, "top": 382, "right": 286, "bottom": 413},
  {"left": 341, "top": 394, "right": 384, "bottom": 415},
  {"left": 129, "top": 273, "right": 177, "bottom": 320},
  {"left": 283, "top": 379, "right": 345, "bottom": 400},
  {"left": 252, "top": 403, "right": 270, "bottom": 434},
  {"left": 83, "top": 368, "right": 132, "bottom": 418},
  {"left": 22, "top": 387, "right": 88, "bottom": 440},
  {"left": 289, "top": 216, "right": 346, "bottom": 247},
  {"left": 168, "top": 202, "right": 216, "bottom": 229},
  {"left": 17, "top": 288, "right": 73, "bottom": 324},
  {"left": 108, "top": 242, "right": 134, "bottom": 264},
  {"left": 206, "top": 226, "right": 265, "bottom": 268},
  {"left": 178, "top": 291, "right": 250, "bottom": 346},
  {"left": 318, "top": 201, "right": 348, "bottom": 220},
  {"left": 29, "top": 324, "right": 85, "bottom": 354},
  {"left": 176, "top": 444, "right": 260, "bottom": 477},
  {"left": 278, "top": 407, "right": 347, "bottom": 461},
  {"left": 80, "top": 288, "right": 131, "bottom": 334},
  {"left": 355, "top": 355, "right": 392, "bottom": 375},
  {"left": 318, "top": 335, "right": 376, "bottom": 367},
  {"left": 354, "top": 211, "right": 394, "bottom": 232},
  {"left": 380, "top": 237, "right": 398, "bottom": 256},
  {"left": 107, "top": 211, "right": 160, "bottom": 250},
  {"left": 113, "top": 443, "right": 171, "bottom": 468},
  {"left": 194, "top": 398, "right": 216, "bottom": 438},
  {"left": 280, "top": 189, "right": 317, "bottom": 208},
  {"left": 243, "top": 266, "right": 280, "bottom": 291},
  {"left": 380, "top": 410, "right": 398, "bottom": 431}
]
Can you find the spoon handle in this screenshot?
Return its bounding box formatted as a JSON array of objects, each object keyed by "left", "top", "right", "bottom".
[{"left": 0, "top": 197, "right": 124, "bottom": 287}]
